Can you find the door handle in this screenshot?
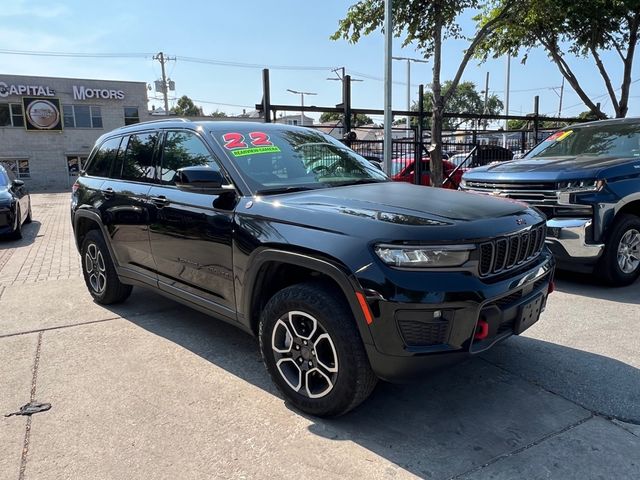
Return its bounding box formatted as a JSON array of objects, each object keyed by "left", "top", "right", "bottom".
[
  {"left": 150, "top": 195, "right": 169, "bottom": 207},
  {"left": 101, "top": 187, "right": 115, "bottom": 198}
]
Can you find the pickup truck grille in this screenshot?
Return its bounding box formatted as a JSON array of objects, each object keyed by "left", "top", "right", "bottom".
[
  {"left": 463, "top": 181, "right": 559, "bottom": 207},
  {"left": 479, "top": 224, "right": 546, "bottom": 277}
]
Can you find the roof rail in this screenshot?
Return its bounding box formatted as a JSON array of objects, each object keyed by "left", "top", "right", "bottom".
[{"left": 112, "top": 117, "right": 191, "bottom": 131}]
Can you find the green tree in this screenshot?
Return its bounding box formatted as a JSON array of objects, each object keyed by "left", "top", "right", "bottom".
[
  {"left": 414, "top": 80, "right": 504, "bottom": 129},
  {"left": 477, "top": 0, "right": 640, "bottom": 119},
  {"left": 210, "top": 110, "right": 228, "bottom": 118},
  {"left": 319, "top": 112, "right": 374, "bottom": 126},
  {"left": 173, "top": 95, "right": 202, "bottom": 116},
  {"left": 332, "top": 0, "right": 516, "bottom": 187}
]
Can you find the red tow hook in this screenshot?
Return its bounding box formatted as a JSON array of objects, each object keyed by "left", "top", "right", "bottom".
[
  {"left": 474, "top": 319, "right": 489, "bottom": 341},
  {"left": 548, "top": 280, "right": 555, "bottom": 294}
]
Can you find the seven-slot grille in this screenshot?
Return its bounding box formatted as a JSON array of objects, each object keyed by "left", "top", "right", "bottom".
[{"left": 479, "top": 223, "right": 546, "bottom": 276}]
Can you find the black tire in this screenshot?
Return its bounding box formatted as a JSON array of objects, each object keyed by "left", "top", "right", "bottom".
[
  {"left": 81, "top": 230, "right": 132, "bottom": 304},
  {"left": 598, "top": 214, "right": 640, "bottom": 286},
  {"left": 10, "top": 205, "right": 23, "bottom": 240},
  {"left": 259, "top": 281, "right": 377, "bottom": 417},
  {"left": 24, "top": 198, "right": 33, "bottom": 224}
]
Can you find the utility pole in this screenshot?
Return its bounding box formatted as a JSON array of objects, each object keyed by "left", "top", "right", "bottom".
[
  {"left": 482, "top": 71, "right": 490, "bottom": 130},
  {"left": 557, "top": 76, "right": 565, "bottom": 118},
  {"left": 153, "top": 52, "right": 176, "bottom": 115},
  {"left": 392, "top": 56, "right": 429, "bottom": 137},
  {"left": 286, "top": 89, "right": 317, "bottom": 126},
  {"left": 503, "top": 53, "right": 511, "bottom": 147},
  {"left": 383, "top": 0, "right": 393, "bottom": 175}
]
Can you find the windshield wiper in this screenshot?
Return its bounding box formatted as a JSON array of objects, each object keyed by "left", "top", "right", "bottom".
[
  {"left": 254, "top": 185, "right": 324, "bottom": 195},
  {"left": 329, "top": 179, "right": 389, "bottom": 187}
]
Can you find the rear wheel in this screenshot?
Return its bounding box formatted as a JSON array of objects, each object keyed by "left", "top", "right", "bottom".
[
  {"left": 259, "top": 282, "right": 377, "bottom": 417},
  {"left": 81, "top": 230, "right": 132, "bottom": 304},
  {"left": 598, "top": 214, "right": 640, "bottom": 286}
]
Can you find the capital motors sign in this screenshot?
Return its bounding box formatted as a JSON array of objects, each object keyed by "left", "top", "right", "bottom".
[
  {"left": 22, "top": 97, "right": 63, "bottom": 131},
  {"left": 72, "top": 85, "right": 125, "bottom": 100}
]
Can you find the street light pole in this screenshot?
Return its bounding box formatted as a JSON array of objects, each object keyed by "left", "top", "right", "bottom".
[
  {"left": 383, "top": 0, "right": 393, "bottom": 175},
  {"left": 392, "top": 56, "right": 429, "bottom": 138},
  {"left": 286, "top": 89, "right": 317, "bottom": 126}
]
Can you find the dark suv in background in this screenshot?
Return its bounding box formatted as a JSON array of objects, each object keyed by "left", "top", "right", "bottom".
[{"left": 71, "top": 120, "right": 554, "bottom": 416}]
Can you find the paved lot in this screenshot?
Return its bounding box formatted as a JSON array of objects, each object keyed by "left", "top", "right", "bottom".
[{"left": 1, "top": 193, "right": 638, "bottom": 480}]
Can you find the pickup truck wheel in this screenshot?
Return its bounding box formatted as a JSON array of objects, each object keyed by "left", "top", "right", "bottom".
[
  {"left": 599, "top": 214, "right": 640, "bottom": 286},
  {"left": 81, "top": 230, "right": 132, "bottom": 304},
  {"left": 259, "top": 282, "right": 377, "bottom": 417}
]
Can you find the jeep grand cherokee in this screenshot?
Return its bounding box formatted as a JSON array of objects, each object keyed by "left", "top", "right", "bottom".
[{"left": 71, "top": 120, "right": 555, "bottom": 417}]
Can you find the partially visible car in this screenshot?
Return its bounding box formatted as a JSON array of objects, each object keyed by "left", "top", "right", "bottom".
[
  {"left": 449, "top": 145, "right": 514, "bottom": 169},
  {"left": 391, "top": 157, "right": 463, "bottom": 189},
  {"left": 461, "top": 118, "right": 640, "bottom": 286},
  {"left": 0, "top": 164, "right": 32, "bottom": 239}
]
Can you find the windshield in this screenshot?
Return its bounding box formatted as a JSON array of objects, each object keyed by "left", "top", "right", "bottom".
[
  {"left": 527, "top": 122, "right": 640, "bottom": 159},
  {"left": 212, "top": 127, "right": 388, "bottom": 193}
]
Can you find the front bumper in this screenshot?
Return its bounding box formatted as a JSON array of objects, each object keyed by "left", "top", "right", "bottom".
[
  {"left": 545, "top": 218, "right": 604, "bottom": 264},
  {"left": 0, "top": 204, "right": 16, "bottom": 235},
  {"left": 360, "top": 251, "right": 555, "bottom": 381}
]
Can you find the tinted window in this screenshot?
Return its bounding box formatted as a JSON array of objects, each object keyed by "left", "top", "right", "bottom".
[
  {"left": 86, "top": 137, "right": 122, "bottom": 177},
  {"left": 119, "top": 132, "right": 159, "bottom": 182},
  {"left": 160, "top": 131, "right": 221, "bottom": 185},
  {"left": 0, "top": 167, "right": 8, "bottom": 186}
]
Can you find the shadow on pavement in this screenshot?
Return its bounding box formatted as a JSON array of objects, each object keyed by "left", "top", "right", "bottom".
[
  {"left": 0, "top": 220, "right": 42, "bottom": 248},
  {"left": 554, "top": 269, "right": 640, "bottom": 305},
  {"left": 114, "top": 286, "right": 639, "bottom": 479}
]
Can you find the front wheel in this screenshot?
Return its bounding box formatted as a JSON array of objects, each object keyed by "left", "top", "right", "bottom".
[
  {"left": 259, "top": 282, "right": 377, "bottom": 417},
  {"left": 81, "top": 230, "right": 132, "bottom": 304},
  {"left": 10, "top": 205, "right": 22, "bottom": 240},
  {"left": 598, "top": 214, "right": 640, "bottom": 286}
]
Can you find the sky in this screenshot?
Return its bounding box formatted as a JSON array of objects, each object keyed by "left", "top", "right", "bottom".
[{"left": 1, "top": 0, "right": 638, "bottom": 122}]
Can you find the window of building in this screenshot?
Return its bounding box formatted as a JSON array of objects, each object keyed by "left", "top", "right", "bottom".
[
  {"left": 124, "top": 107, "right": 140, "bottom": 125},
  {"left": 67, "top": 155, "right": 89, "bottom": 177},
  {"left": 0, "top": 159, "right": 30, "bottom": 178},
  {"left": 160, "top": 130, "right": 221, "bottom": 185},
  {"left": 118, "top": 132, "right": 159, "bottom": 182},
  {"left": 85, "top": 137, "right": 122, "bottom": 178},
  {"left": 62, "top": 105, "right": 103, "bottom": 128},
  {"left": 0, "top": 103, "right": 25, "bottom": 127}
]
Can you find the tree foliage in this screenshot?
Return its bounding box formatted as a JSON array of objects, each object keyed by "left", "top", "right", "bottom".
[
  {"left": 173, "top": 95, "right": 202, "bottom": 116},
  {"left": 319, "top": 112, "right": 374, "bottom": 126},
  {"left": 477, "top": 0, "right": 640, "bottom": 118},
  {"left": 332, "top": 0, "right": 516, "bottom": 187},
  {"left": 415, "top": 81, "right": 504, "bottom": 129}
]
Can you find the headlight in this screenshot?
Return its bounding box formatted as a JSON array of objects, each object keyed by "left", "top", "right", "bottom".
[
  {"left": 374, "top": 244, "right": 474, "bottom": 268},
  {"left": 459, "top": 178, "right": 467, "bottom": 188},
  {"left": 557, "top": 179, "right": 605, "bottom": 192}
]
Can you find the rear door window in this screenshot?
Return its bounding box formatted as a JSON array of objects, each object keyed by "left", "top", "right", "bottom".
[
  {"left": 86, "top": 137, "right": 123, "bottom": 178},
  {"left": 117, "top": 132, "right": 160, "bottom": 183}
]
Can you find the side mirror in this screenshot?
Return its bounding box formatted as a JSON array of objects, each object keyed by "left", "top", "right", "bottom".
[
  {"left": 12, "top": 179, "right": 25, "bottom": 188},
  {"left": 174, "top": 166, "right": 235, "bottom": 195}
]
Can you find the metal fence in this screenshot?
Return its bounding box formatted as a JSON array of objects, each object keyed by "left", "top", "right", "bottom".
[{"left": 255, "top": 68, "right": 584, "bottom": 187}]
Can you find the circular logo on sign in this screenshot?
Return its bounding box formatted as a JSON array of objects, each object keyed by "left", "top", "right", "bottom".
[{"left": 26, "top": 100, "right": 60, "bottom": 129}]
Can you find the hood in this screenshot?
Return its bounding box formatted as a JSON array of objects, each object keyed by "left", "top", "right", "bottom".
[
  {"left": 464, "top": 155, "right": 639, "bottom": 181},
  {"left": 243, "top": 182, "right": 540, "bottom": 243}
]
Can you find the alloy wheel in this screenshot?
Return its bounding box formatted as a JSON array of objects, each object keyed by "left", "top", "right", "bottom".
[
  {"left": 271, "top": 311, "right": 338, "bottom": 399},
  {"left": 617, "top": 228, "right": 640, "bottom": 274},
  {"left": 85, "top": 243, "right": 107, "bottom": 294}
]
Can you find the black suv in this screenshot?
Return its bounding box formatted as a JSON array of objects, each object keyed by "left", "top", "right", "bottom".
[{"left": 71, "top": 120, "right": 555, "bottom": 416}]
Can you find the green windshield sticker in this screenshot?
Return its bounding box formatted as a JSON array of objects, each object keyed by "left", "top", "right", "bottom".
[{"left": 231, "top": 146, "right": 281, "bottom": 157}]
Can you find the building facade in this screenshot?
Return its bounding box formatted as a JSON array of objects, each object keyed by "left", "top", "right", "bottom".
[{"left": 0, "top": 74, "right": 150, "bottom": 191}]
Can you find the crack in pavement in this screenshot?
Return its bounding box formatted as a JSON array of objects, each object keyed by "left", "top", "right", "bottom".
[
  {"left": 0, "top": 316, "right": 122, "bottom": 339},
  {"left": 448, "top": 413, "right": 595, "bottom": 480},
  {"left": 479, "top": 356, "right": 640, "bottom": 427},
  {"left": 18, "top": 331, "right": 43, "bottom": 480}
]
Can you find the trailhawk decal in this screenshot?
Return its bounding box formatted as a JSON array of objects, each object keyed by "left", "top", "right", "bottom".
[{"left": 222, "top": 132, "right": 279, "bottom": 156}]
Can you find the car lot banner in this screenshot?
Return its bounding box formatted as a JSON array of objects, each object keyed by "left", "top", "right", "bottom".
[{"left": 22, "top": 97, "right": 63, "bottom": 131}]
